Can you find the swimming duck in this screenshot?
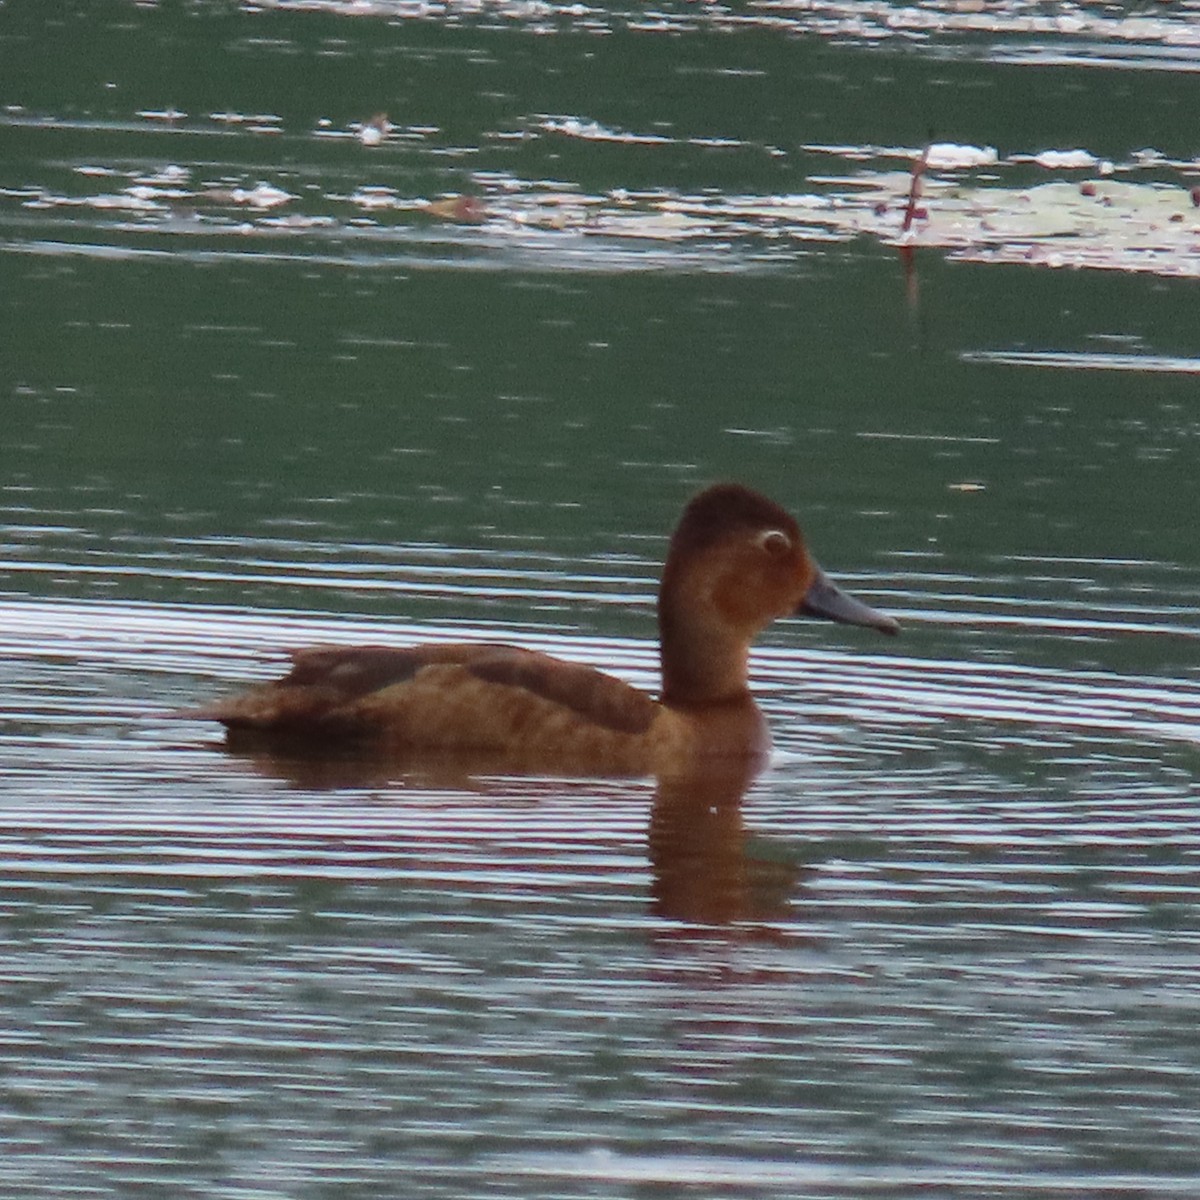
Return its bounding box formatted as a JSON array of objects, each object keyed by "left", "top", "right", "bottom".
[{"left": 189, "top": 483, "right": 899, "bottom": 773}]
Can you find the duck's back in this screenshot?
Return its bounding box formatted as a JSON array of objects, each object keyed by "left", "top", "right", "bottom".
[{"left": 192, "top": 643, "right": 666, "bottom": 771}]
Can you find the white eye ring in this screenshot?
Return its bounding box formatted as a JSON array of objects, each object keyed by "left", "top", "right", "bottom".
[{"left": 758, "top": 529, "right": 792, "bottom": 556}]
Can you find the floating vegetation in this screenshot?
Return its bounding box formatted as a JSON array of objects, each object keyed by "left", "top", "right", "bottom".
[{"left": 6, "top": 116, "right": 1200, "bottom": 280}]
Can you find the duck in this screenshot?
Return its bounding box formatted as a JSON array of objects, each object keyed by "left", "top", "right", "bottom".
[{"left": 187, "top": 483, "right": 899, "bottom": 774}]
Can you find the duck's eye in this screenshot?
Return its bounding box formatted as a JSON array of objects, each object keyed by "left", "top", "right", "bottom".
[{"left": 758, "top": 529, "right": 792, "bottom": 556}]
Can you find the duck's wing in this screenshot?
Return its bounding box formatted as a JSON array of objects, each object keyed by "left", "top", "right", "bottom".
[
  {"left": 466, "top": 646, "right": 657, "bottom": 735},
  {"left": 187, "top": 642, "right": 658, "bottom": 741}
]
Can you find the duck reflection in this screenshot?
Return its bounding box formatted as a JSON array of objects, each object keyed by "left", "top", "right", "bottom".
[
  {"left": 650, "top": 762, "right": 810, "bottom": 927},
  {"left": 217, "top": 732, "right": 809, "bottom": 929}
]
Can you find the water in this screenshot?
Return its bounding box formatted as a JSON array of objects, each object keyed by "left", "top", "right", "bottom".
[{"left": 3, "top": 2, "right": 1200, "bottom": 1196}]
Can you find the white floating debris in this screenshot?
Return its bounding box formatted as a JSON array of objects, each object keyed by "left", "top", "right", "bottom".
[
  {"left": 258, "top": 214, "right": 337, "bottom": 230},
  {"left": 136, "top": 164, "right": 190, "bottom": 186},
  {"left": 125, "top": 184, "right": 187, "bottom": 202},
  {"left": 136, "top": 107, "right": 185, "bottom": 122},
  {"left": 1031, "top": 148, "right": 1098, "bottom": 169},
  {"left": 227, "top": 183, "right": 294, "bottom": 209},
  {"left": 539, "top": 115, "right": 672, "bottom": 145},
  {"left": 925, "top": 143, "right": 999, "bottom": 169},
  {"left": 358, "top": 113, "right": 391, "bottom": 147},
  {"left": 90, "top": 192, "right": 164, "bottom": 211},
  {"left": 349, "top": 186, "right": 401, "bottom": 210},
  {"left": 210, "top": 111, "right": 283, "bottom": 125}
]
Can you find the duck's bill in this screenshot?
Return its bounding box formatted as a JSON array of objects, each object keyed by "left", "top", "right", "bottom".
[{"left": 798, "top": 566, "right": 900, "bottom": 636}]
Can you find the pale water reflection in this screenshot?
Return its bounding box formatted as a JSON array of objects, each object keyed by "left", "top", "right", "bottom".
[{"left": 1, "top": 577, "right": 1199, "bottom": 1194}]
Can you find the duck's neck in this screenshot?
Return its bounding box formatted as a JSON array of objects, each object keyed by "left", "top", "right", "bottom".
[{"left": 658, "top": 607, "right": 753, "bottom": 708}]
